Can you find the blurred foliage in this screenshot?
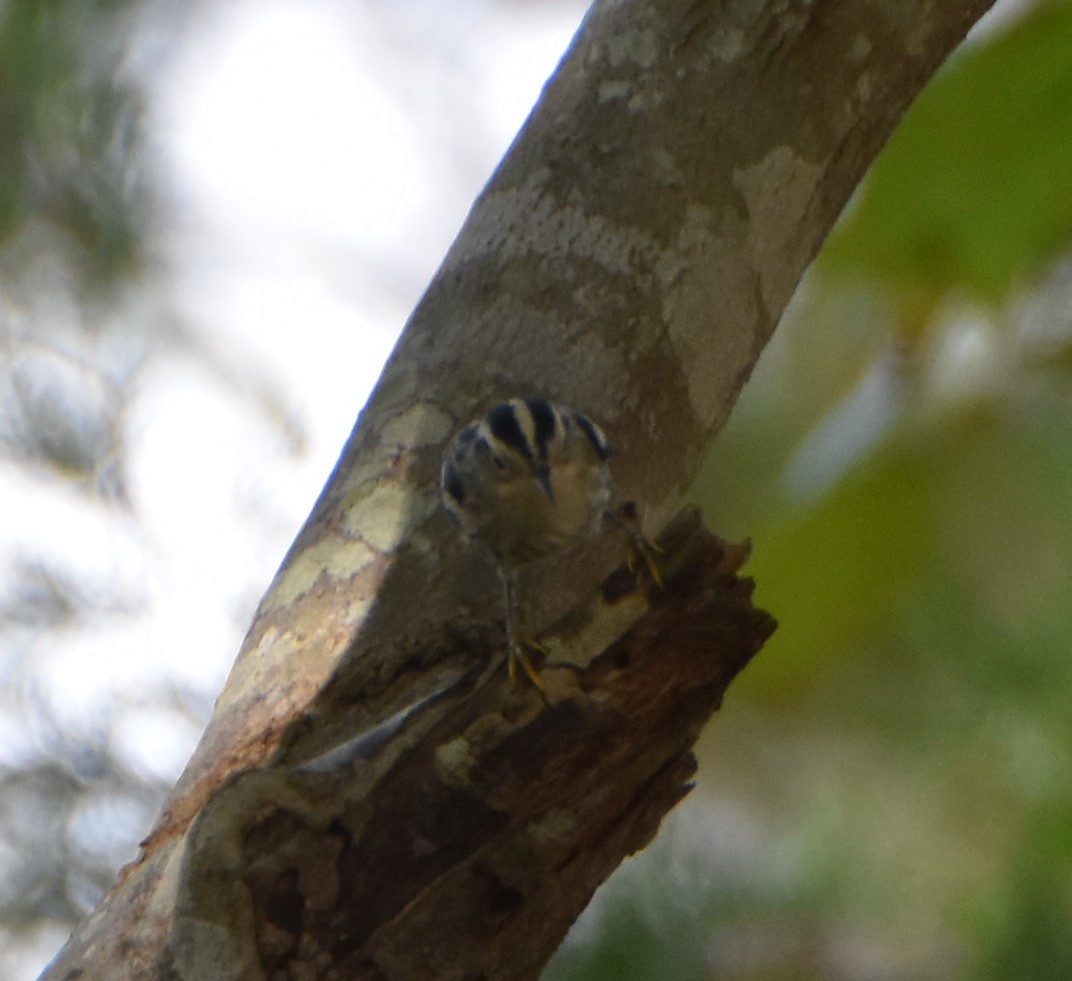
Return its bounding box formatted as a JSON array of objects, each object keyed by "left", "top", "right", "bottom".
[
  {"left": 821, "top": 0, "right": 1072, "bottom": 321},
  {"left": 0, "top": 0, "right": 176, "bottom": 971},
  {"left": 976, "top": 803, "right": 1072, "bottom": 979},
  {"left": 0, "top": 0, "right": 148, "bottom": 288},
  {"left": 550, "top": 1, "right": 1072, "bottom": 979},
  {"left": 3, "top": 0, "right": 1072, "bottom": 979}
]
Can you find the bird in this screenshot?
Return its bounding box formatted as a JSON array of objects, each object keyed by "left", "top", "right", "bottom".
[{"left": 440, "top": 397, "right": 657, "bottom": 691}]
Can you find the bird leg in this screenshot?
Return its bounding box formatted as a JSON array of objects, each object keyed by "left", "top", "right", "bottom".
[
  {"left": 501, "top": 568, "right": 548, "bottom": 694},
  {"left": 606, "top": 501, "right": 664, "bottom": 588}
]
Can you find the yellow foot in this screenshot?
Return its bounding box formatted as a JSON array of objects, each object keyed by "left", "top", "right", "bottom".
[
  {"left": 508, "top": 636, "right": 550, "bottom": 696},
  {"left": 608, "top": 501, "right": 664, "bottom": 588}
]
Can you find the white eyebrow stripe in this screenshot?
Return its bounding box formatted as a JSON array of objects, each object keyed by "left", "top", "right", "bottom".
[{"left": 508, "top": 398, "right": 540, "bottom": 460}]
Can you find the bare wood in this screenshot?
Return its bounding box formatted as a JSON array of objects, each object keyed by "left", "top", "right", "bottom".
[
  {"left": 184, "top": 512, "right": 771, "bottom": 981},
  {"left": 44, "top": 0, "right": 997, "bottom": 977}
]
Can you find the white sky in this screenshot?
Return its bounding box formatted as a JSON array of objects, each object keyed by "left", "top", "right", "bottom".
[
  {"left": 18, "top": 0, "right": 1023, "bottom": 758},
  {"left": 131, "top": 0, "right": 586, "bottom": 765},
  {"left": 8, "top": 2, "right": 586, "bottom": 976},
  {"left": 144, "top": 0, "right": 585, "bottom": 680},
  {"left": 6, "top": 0, "right": 1035, "bottom": 976}
]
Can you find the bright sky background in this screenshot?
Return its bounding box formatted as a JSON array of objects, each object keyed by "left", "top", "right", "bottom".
[
  {"left": 127, "top": 0, "right": 584, "bottom": 725},
  {"left": 10, "top": 1, "right": 586, "bottom": 976},
  {"left": 7, "top": 1, "right": 1036, "bottom": 976}
]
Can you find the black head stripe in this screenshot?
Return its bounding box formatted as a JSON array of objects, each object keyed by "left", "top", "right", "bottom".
[
  {"left": 487, "top": 401, "right": 533, "bottom": 460},
  {"left": 473, "top": 434, "right": 492, "bottom": 459},
  {"left": 442, "top": 462, "right": 466, "bottom": 505},
  {"left": 450, "top": 420, "right": 480, "bottom": 463},
  {"left": 525, "top": 398, "right": 558, "bottom": 461},
  {"left": 574, "top": 411, "right": 613, "bottom": 460},
  {"left": 453, "top": 423, "right": 480, "bottom": 453}
]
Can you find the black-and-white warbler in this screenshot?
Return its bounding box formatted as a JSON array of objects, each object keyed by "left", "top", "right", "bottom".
[{"left": 440, "top": 397, "right": 656, "bottom": 690}]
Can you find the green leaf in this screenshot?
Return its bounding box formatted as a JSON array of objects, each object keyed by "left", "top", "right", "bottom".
[
  {"left": 821, "top": 0, "right": 1072, "bottom": 307},
  {"left": 737, "top": 447, "right": 932, "bottom": 698}
]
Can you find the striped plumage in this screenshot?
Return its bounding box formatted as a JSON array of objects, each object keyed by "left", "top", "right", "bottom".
[
  {"left": 440, "top": 397, "right": 615, "bottom": 689},
  {"left": 441, "top": 397, "right": 613, "bottom": 565}
]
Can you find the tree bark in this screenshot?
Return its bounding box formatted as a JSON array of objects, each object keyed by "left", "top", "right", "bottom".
[{"left": 45, "top": 0, "right": 996, "bottom": 978}]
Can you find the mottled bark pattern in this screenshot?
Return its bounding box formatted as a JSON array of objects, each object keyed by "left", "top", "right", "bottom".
[
  {"left": 179, "top": 514, "right": 773, "bottom": 981},
  {"left": 45, "top": 0, "right": 997, "bottom": 977}
]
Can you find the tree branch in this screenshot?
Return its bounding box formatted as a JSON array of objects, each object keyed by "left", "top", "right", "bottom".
[
  {"left": 45, "top": 0, "right": 997, "bottom": 977},
  {"left": 177, "top": 512, "right": 771, "bottom": 981}
]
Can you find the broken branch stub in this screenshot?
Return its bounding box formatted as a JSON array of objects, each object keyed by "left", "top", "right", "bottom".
[{"left": 174, "top": 508, "right": 773, "bottom": 980}]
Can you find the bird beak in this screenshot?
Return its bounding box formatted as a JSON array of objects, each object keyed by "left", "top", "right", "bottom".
[{"left": 536, "top": 464, "right": 554, "bottom": 501}]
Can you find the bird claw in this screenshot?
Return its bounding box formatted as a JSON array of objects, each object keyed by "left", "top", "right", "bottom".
[
  {"left": 507, "top": 634, "right": 550, "bottom": 696},
  {"left": 608, "top": 501, "right": 664, "bottom": 589},
  {"left": 497, "top": 500, "right": 663, "bottom": 700},
  {"left": 627, "top": 533, "right": 665, "bottom": 589}
]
